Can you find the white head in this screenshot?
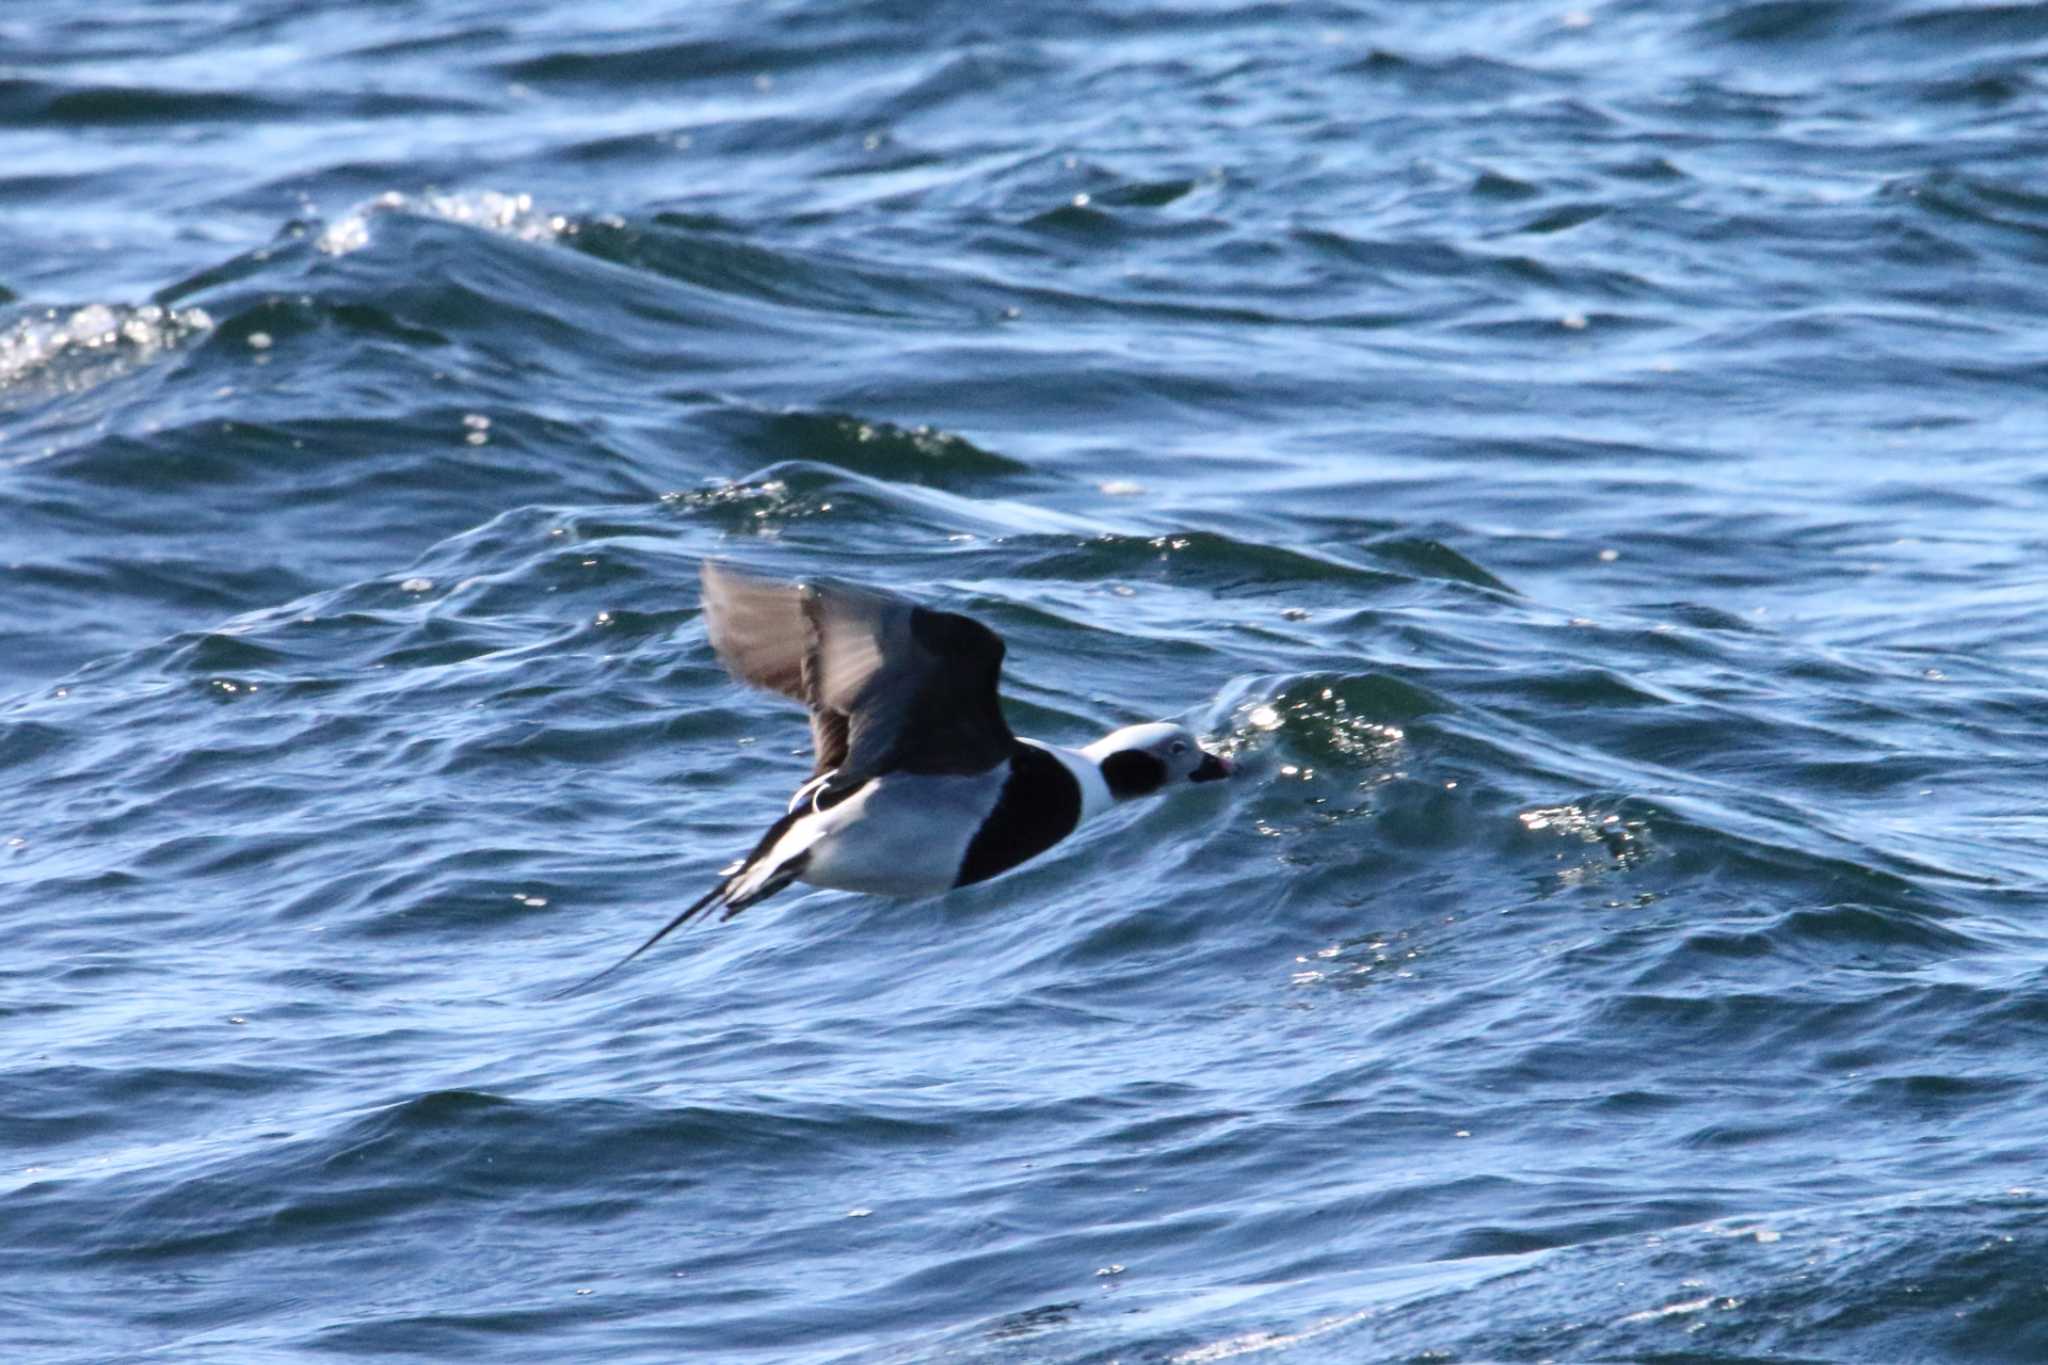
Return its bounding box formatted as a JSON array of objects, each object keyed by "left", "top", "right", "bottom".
[{"left": 1081, "top": 721, "right": 1233, "bottom": 800}]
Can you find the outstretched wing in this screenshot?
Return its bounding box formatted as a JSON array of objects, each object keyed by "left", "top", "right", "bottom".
[{"left": 699, "top": 561, "right": 1014, "bottom": 780}]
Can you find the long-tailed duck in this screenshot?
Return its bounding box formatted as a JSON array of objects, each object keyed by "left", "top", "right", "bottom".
[{"left": 566, "top": 561, "right": 1231, "bottom": 989}]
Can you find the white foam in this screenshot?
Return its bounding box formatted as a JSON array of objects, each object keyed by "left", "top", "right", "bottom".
[
  {"left": 316, "top": 190, "right": 579, "bottom": 256},
  {"left": 0, "top": 301, "right": 214, "bottom": 393}
]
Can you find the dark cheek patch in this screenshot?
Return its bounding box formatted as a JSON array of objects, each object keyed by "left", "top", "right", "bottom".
[{"left": 1101, "top": 749, "right": 1168, "bottom": 798}]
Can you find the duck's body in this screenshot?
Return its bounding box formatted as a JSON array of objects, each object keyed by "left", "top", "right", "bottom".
[
  {"left": 732, "top": 732, "right": 1130, "bottom": 906},
  {"left": 566, "top": 562, "right": 1230, "bottom": 989}
]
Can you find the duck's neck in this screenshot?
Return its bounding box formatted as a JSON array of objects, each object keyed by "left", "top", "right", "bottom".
[{"left": 1018, "top": 738, "right": 1114, "bottom": 822}]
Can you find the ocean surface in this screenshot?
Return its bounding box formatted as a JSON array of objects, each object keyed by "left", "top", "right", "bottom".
[{"left": 6, "top": 2, "right": 2048, "bottom": 1360}]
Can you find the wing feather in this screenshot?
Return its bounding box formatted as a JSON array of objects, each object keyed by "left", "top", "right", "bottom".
[{"left": 699, "top": 561, "right": 1013, "bottom": 780}]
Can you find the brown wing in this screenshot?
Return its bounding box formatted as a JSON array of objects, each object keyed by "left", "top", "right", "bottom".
[
  {"left": 697, "top": 560, "right": 850, "bottom": 772},
  {"left": 699, "top": 561, "right": 1014, "bottom": 780}
]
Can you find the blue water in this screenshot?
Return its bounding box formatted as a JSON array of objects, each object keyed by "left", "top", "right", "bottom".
[{"left": 7, "top": 2, "right": 2048, "bottom": 1360}]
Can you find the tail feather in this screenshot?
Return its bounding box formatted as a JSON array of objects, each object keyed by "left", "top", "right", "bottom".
[
  {"left": 546, "top": 849, "right": 812, "bottom": 999},
  {"left": 546, "top": 879, "right": 728, "bottom": 1000},
  {"left": 720, "top": 858, "right": 805, "bottom": 921}
]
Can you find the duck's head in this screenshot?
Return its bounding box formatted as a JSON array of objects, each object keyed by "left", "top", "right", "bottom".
[{"left": 1083, "top": 722, "right": 1233, "bottom": 799}]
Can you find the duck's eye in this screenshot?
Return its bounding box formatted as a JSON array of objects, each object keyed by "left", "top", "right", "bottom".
[{"left": 1170, "top": 740, "right": 1189, "bottom": 755}]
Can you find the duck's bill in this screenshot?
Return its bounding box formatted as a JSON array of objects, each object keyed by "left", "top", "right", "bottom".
[{"left": 1190, "top": 751, "right": 1233, "bottom": 782}]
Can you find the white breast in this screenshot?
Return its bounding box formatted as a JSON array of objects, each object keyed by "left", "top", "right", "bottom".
[{"left": 785, "top": 768, "right": 1011, "bottom": 898}]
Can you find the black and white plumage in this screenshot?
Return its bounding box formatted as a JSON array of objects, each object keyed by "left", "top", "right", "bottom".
[{"left": 573, "top": 561, "right": 1232, "bottom": 988}]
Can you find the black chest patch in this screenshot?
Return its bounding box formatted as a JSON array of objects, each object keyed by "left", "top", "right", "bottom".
[{"left": 955, "top": 744, "right": 1084, "bottom": 888}]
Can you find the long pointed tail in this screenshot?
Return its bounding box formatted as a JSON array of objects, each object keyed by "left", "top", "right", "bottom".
[
  {"left": 545, "top": 850, "right": 811, "bottom": 1000},
  {"left": 546, "top": 880, "right": 728, "bottom": 1000}
]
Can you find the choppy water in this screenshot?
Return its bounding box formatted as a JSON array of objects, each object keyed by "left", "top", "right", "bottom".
[{"left": 7, "top": 2, "right": 2048, "bottom": 1360}]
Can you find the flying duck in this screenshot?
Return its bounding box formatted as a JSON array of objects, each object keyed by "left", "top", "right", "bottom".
[{"left": 566, "top": 561, "right": 1232, "bottom": 989}]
